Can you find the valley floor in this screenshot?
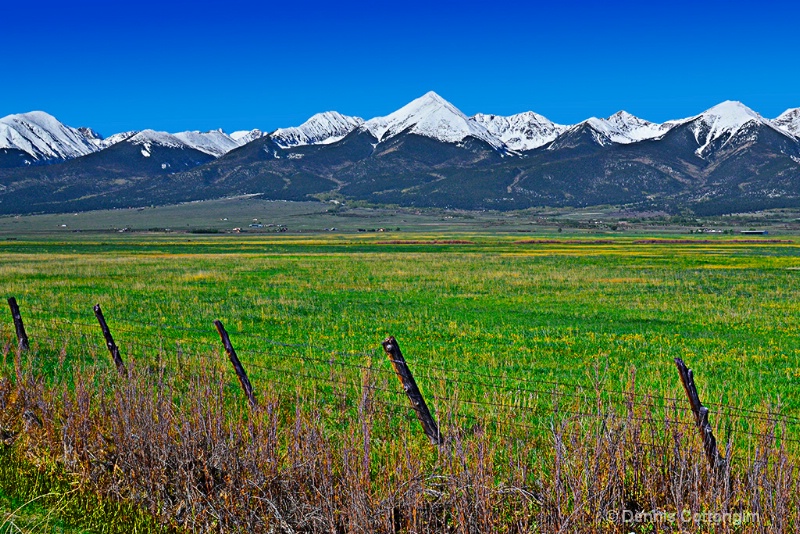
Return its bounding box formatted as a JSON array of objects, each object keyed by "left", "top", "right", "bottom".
[
  {"left": 1, "top": 198, "right": 799, "bottom": 236},
  {"left": 1, "top": 222, "right": 799, "bottom": 532}
]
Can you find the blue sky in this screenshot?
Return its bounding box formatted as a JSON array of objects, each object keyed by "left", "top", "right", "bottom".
[{"left": 2, "top": 0, "right": 798, "bottom": 136}]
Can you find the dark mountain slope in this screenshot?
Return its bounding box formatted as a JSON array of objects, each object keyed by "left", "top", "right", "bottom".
[
  {"left": 0, "top": 148, "right": 33, "bottom": 168},
  {"left": 0, "top": 138, "right": 214, "bottom": 214}
]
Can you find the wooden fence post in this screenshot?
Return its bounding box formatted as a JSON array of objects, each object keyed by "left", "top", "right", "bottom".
[
  {"left": 214, "top": 320, "right": 257, "bottom": 409},
  {"left": 382, "top": 336, "right": 443, "bottom": 446},
  {"left": 7, "top": 297, "right": 29, "bottom": 351},
  {"left": 674, "top": 358, "right": 726, "bottom": 472},
  {"left": 93, "top": 304, "right": 126, "bottom": 376}
]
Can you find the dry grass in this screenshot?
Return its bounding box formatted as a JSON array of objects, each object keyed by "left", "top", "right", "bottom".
[{"left": 1, "top": 338, "right": 798, "bottom": 534}]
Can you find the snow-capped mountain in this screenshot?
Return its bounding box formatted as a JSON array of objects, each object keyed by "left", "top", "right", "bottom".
[
  {"left": 77, "top": 127, "right": 104, "bottom": 147},
  {"left": 773, "top": 108, "right": 800, "bottom": 138},
  {"left": 100, "top": 128, "right": 265, "bottom": 157},
  {"left": 2, "top": 94, "right": 800, "bottom": 217},
  {"left": 548, "top": 111, "right": 673, "bottom": 149},
  {"left": 176, "top": 129, "right": 267, "bottom": 156},
  {"left": 0, "top": 111, "right": 263, "bottom": 163},
  {"left": 78, "top": 128, "right": 217, "bottom": 175},
  {"left": 127, "top": 130, "right": 191, "bottom": 156},
  {"left": 231, "top": 129, "right": 267, "bottom": 145},
  {"left": 0, "top": 111, "right": 100, "bottom": 162},
  {"left": 100, "top": 131, "right": 139, "bottom": 148},
  {"left": 471, "top": 112, "right": 566, "bottom": 151},
  {"left": 271, "top": 112, "right": 364, "bottom": 148},
  {"left": 363, "top": 91, "right": 506, "bottom": 150},
  {"left": 593, "top": 111, "right": 672, "bottom": 143},
  {"left": 173, "top": 129, "right": 244, "bottom": 157},
  {"left": 681, "top": 101, "right": 776, "bottom": 158},
  {"left": 8, "top": 96, "right": 795, "bottom": 171}
]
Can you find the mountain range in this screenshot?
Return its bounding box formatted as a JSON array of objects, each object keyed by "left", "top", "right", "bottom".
[{"left": 1, "top": 91, "right": 799, "bottom": 216}]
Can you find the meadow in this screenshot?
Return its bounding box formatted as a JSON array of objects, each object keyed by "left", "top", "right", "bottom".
[
  {"left": 2, "top": 233, "right": 799, "bottom": 409},
  {"left": 1, "top": 227, "right": 800, "bottom": 532}
]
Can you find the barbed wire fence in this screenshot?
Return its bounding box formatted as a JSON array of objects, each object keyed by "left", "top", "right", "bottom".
[{"left": 5, "top": 295, "right": 800, "bottom": 474}]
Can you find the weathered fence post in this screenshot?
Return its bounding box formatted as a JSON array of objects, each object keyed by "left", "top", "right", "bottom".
[
  {"left": 214, "top": 320, "right": 257, "bottom": 408},
  {"left": 7, "top": 297, "right": 29, "bottom": 351},
  {"left": 382, "top": 336, "right": 443, "bottom": 445},
  {"left": 674, "top": 358, "right": 726, "bottom": 472},
  {"left": 93, "top": 304, "right": 126, "bottom": 376}
]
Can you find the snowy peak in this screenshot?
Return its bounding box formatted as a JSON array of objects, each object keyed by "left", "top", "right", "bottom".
[
  {"left": 547, "top": 121, "right": 616, "bottom": 150},
  {"left": 576, "top": 111, "right": 671, "bottom": 145},
  {"left": 126, "top": 130, "right": 190, "bottom": 158},
  {"left": 271, "top": 111, "right": 364, "bottom": 148},
  {"left": 471, "top": 111, "right": 566, "bottom": 151},
  {"left": 490, "top": 109, "right": 672, "bottom": 151},
  {"left": 102, "top": 128, "right": 264, "bottom": 156},
  {"left": 231, "top": 129, "right": 266, "bottom": 145},
  {"left": 173, "top": 129, "right": 243, "bottom": 157},
  {"left": 603, "top": 111, "right": 672, "bottom": 142},
  {"left": 363, "top": 91, "right": 505, "bottom": 150},
  {"left": 693, "top": 100, "right": 764, "bottom": 132},
  {"left": 101, "top": 131, "right": 139, "bottom": 148},
  {"left": 773, "top": 108, "right": 800, "bottom": 137},
  {"left": 0, "top": 111, "right": 100, "bottom": 161},
  {"left": 77, "top": 127, "right": 104, "bottom": 147},
  {"left": 687, "top": 101, "right": 770, "bottom": 157},
  {"left": 129, "top": 130, "right": 188, "bottom": 149},
  {"left": 2, "top": 97, "right": 796, "bottom": 169}
]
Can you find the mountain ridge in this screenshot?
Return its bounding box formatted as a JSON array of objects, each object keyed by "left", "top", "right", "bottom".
[
  {"left": 4, "top": 96, "right": 798, "bottom": 165},
  {"left": 1, "top": 93, "right": 798, "bottom": 216},
  {"left": 272, "top": 111, "right": 364, "bottom": 148}
]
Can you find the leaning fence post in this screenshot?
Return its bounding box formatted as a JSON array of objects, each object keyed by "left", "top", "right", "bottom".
[
  {"left": 93, "top": 304, "right": 126, "bottom": 376},
  {"left": 382, "top": 336, "right": 443, "bottom": 446},
  {"left": 7, "top": 297, "right": 29, "bottom": 351},
  {"left": 674, "top": 358, "right": 726, "bottom": 472},
  {"left": 214, "top": 320, "right": 257, "bottom": 409}
]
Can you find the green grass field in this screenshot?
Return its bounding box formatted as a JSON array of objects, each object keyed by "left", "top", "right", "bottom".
[{"left": 2, "top": 231, "right": 799, "bottom": 418}]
